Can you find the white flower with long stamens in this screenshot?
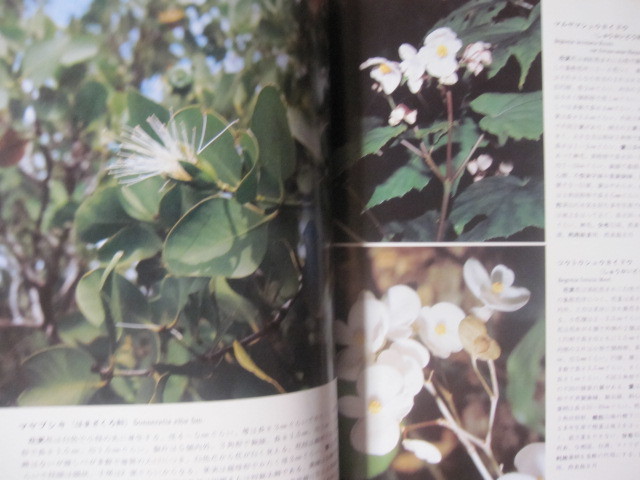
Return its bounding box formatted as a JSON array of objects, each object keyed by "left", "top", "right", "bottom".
[
  {"left": 422, "top": 27, "right": 462, "bottom": 84},
  {"left": 416, "top": 302, "right": 465, "bottom": 358},
  {"left": 360, "top": 57, "right": 402, "bottom": 95},
  {"left": 109, "top": 114, "right": 236, "bottom": 185},
  {"left": 463, "top": 258, "right": 531, "bottom": 320}
]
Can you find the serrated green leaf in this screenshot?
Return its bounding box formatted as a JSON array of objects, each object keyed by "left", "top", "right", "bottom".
[
  {"left": 450, "top": 176, "right": 544, "bottom": 241},
  {"left": 384, "top": 210, "right": 440, "bottom": 242},
  {"left": 506, "top": 319, "right": 545, "bottom": 433},
  {"left": 365, "top": 154, "right": 432, "bottom": 209},
  {"left": 361, "top": 124, "right": 407, "bottom": 158},
  {"left": 470, "top": 92, "right": 542, "bottom": 145},
  {"left": 433, "top": 0, "right": 509, "bottom": 34},
  {"left": 18, "top": 346, "right": 105, "bottom": 406},
  {"left": 433, "top": 0, "right": 540, "bottom": 86},
  {"left": 163, "top": 197, "right": 273, "bottom": 278}
]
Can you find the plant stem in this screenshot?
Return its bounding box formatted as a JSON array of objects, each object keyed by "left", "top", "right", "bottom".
[
  {"left": 424, "top": 380, "right": 495, "bottom": 480},
  {"left": 453, "top": 133, "right": 486, "bottom": 181},
  {"left": 434, "top": 89, "right": 455, "bottom": 241},
  {"left": 400, "top": 139, "right": 445, "bottom": 183},
  {"left": 436, "top": 180, "right": 451, "bottom": 242},
  {"left": 445, "top": 89, "right": 454, "bottom": 180}
]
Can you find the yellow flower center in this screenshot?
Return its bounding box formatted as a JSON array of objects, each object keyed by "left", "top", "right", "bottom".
[
  {"left": 368, "top": 399, "right": 383, "bottom": 414},
  {"left": 435, "top": 323, "right": 447, "bottom": 336},
  {"left": 491, "top": 282, "right": 504, "bottom": 294},
  {"left": 436, "top": 44, "right": 449, "bottom": 58},
  {"left": 378, "top": 63, "right": 393, "bottom": 74}
]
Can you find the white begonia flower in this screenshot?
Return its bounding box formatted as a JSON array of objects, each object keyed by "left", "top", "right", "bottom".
[
  {"left": 339, "top": 364, "right": 413, "bottom": 456},
  {"left": 402, "top": 438, "right": 442, "bottom": 464},
  {"left": 467, "top": 154, "right": 493, "bottom": 176},
  {"left": 334, "top": 291, "right": 390, "bottom": 380},
  {"left": 109, "top": 114, "right": 235, "bottom": 185},
  {"left": 388, "top": 104, "right": 418, "bottom": 126},
  {"left": 398, "top": 43, "right": 428, "bottom": 93},
  {"left": 376, "top": 339, "right": 430, "bottom": 396},
  {"left": 360, "top": 57, "right": 402, "bottom": 95},
  {"left": 422, "top": 27, "right": 462, "bottom": 84},
  {"left": 417, "top": 302, "right": 465, "bottom": 358},
  {"left": 463, "top": 258, "right": 531, "bottom": 320},
  {"left": 462, "top": 41, "right": 492, "bottom": 75},
  {"left": 498, "top": 161, "right": 514, "bottom": 176},
  {"left": 498, "top": 442, "right": 545, "bottom": 480},
  {"left": 382, "top": 284, "right": 422, "bottom": 340}
]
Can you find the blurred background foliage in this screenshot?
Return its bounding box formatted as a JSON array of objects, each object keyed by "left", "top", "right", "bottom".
[{"left": 0, "top": 0, "right": 330, "bottom": 406}]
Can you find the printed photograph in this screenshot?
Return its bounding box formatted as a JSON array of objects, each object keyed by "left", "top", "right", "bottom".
[
  {"left": 0, "top": 0, "right": 332, "bottom": 406},
  {"left": 331, "top": 0, "right": 543, "bottom": 242},
  {"left": 333, "top": 246, "right": 545, "bottom": 479}
]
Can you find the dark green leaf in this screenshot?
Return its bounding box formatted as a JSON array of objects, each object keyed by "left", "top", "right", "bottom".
[
  {"left": 75, "top": 81, "right": 108, "bottom": 125},
  {"left": 361, "top": 125, "right": 407, "bottom": 158},
  {"left": 384, "top": 210, "right": 440, "bottom": 241},
  {"left": 470, "top": 92, "right": 542, "bottom": 145},
  {"left": 365, "top": 154, "right": 432, "bottom": 209},
  {"left": 450, "top": 176, "right": 544, "bottom": 241}
]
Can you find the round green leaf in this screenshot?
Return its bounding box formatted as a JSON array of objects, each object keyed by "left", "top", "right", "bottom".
[
  {"left": 74, "top": 186, "right": 133, "bottom": 243},
  {"left": 97, "top": 224, "right": 162, "bottom": 264},
  {"left": 163, "top": 197, "right": 273, "bottom": 278},
  {"left": 76, "top": 269, "right": 106, "bottom": 327},
  {"left": 18, "top": 346, "right": 105, "bottom": 406},
  {"left": 117, "top": 177, "right": 165, "bottom": 223}
]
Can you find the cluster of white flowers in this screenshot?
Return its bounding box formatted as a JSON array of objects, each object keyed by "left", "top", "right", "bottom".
[
  {"left": 467, "top": 154, "right": 515, "bottom": 182},
  {"left": 336, "top": 258, "right": 530, "bottom": 457},
  {"left": 359, "top": 27, "right": 492, "bottom": 125}
]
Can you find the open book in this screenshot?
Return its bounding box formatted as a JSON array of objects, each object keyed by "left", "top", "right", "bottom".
[{"left": 0, "top": 0, "right": 638, "bottom": 479}]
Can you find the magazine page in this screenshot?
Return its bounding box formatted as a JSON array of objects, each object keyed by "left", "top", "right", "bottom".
[
  {"left": 0, "top": 1, "right": 338, "bottom": 479},
  {"left": 331, "top": 0, "right": 638, "bottom": 478},
  {"left": 544, "top": 0, "right": 640, "bottom": 478}
]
